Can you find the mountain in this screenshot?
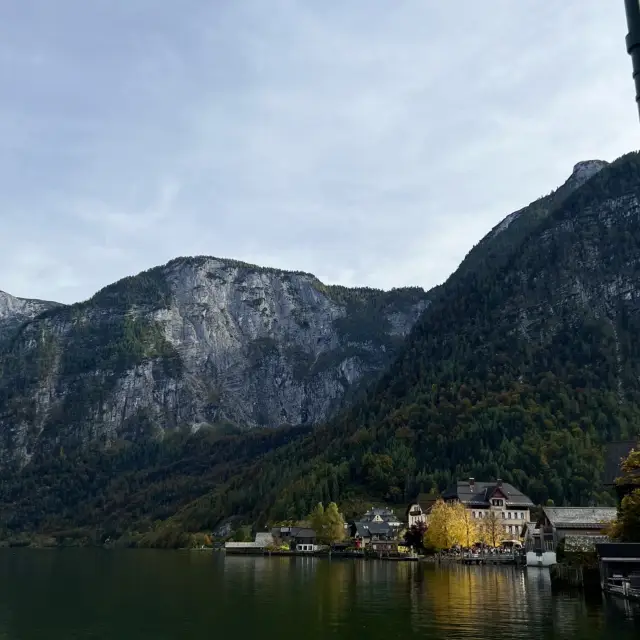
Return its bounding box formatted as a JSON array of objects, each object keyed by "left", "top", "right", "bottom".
[
  {"left": 0, "top": 256, "right": 429, "bottom": 469},
  {"left": 0, "top": 290, "right": 62, "bottom": 339},
  {"left": 2, "top": 152, "right": 638, "bottom": 545},
  {"left": 162, "top": 152, "right": 640, "bottom": 532},
  {"left": 454, "top": 159, "right": 609, "bottom": 281}
]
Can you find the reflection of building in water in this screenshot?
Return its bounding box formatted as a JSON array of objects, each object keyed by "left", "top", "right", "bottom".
[{"left": 223, "top": 555, "right": 319, "bottom": 593}]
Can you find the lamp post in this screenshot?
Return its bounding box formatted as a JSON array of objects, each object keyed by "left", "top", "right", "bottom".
[{"left": 624, "top": 0, "right": 640, "bottom": 120}]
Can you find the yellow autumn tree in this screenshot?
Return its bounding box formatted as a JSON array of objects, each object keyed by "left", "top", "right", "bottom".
[
  {"left": 424, "top": 500, "right": 469, "bottom": 550},
  {"left": 459, "top": 504, "right": 479, "bottom": 548},
  {"left": 481, "top": 511, "right": 502, "bottom": 547}
]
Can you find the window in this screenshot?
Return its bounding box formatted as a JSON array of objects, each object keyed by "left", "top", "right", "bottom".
[{"left": 502, "top": 512, "right": 505, "bottom": 519}]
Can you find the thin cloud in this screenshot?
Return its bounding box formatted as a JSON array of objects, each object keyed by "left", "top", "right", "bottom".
[{"left": 0, "top": 1, "right": 635, "bottom": 303}]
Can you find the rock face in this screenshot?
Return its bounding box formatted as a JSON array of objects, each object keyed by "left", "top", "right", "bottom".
[
  {"left": 0, "top": 290, "right": 62, "bottom": 339},
  {"left": 0, "top": 257, "right": 429, "bottom": 467}
]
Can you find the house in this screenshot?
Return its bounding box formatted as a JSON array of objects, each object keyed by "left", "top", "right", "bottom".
[
  {"left": 540, "top": 507, "right": 617, "bottom": 544},
  {"left": 291, "top": 528, "right": 317, "bottom": 552},
  {"left": 406, "top": 493, "right": 439, "bottom": 528},
  {"left": 360, "top": 507, "right": 402, "bottom": 528},
  {"left": 442, "top": 478, "right": 534, "bottom": 537},
  {"left": 524, "top": 507, "right": 617, "bottom": 567},
  {"left": 371, "top": 540, "right": 400, "bottom": 556},
  {"left": 271, "top": 526, "right": 318, "bottom": 552},
  {"left": 351, "top": 521, "right": 397, "bottom": 548}
]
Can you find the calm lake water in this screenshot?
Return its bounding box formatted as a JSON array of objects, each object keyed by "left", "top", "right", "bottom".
[{"left": 1, "top": 550, "right": 639, "bottom": 639}]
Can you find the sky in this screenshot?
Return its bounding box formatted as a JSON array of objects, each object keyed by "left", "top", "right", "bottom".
[{"left": 0, "top": 1, "right": 636, "bottom": 304}]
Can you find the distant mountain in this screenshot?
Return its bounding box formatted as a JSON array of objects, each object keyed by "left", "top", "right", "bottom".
[{"left": 0, "top": 257, "right": 429, "bottom": 468}]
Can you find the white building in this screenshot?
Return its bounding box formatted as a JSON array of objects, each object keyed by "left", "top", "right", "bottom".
[{"left": 442, "top": 478, "right": 534, "bottom": 538}]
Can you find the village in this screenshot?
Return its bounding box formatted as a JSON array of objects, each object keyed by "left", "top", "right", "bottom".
[{"left": 225, "top": 442, "right": 640, "bottom": 603}]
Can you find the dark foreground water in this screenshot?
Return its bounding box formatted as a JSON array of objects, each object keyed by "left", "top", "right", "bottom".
[{"left": 1, "top": 551, "right": 639, "bottom": 639}]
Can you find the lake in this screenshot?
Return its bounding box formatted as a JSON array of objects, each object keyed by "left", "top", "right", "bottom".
[{"left": 0, "top": 551, "right": 639, "bottom": 639}]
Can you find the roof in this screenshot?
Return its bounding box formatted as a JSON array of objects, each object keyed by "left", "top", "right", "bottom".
[
  {"left": 543, "top": 507, "right": 617, "bottom": 529},
  {"left": 406, "top": 493, "right": 439, "bottom": 514},
  {"left": 603, "top": 440, "right": 639, "bottom": 486},
  {"left": 362, "top": 507, "right": 401, "bottom": 523},
  {"left": 442, "top": 480, "right": 534, "bottom": 508},
  {"left": 353, "top": 521, "right": 394, "bottom": 537},
  {"left": 290, "top": 527, "right": 316, "bottom": 539},
  {"left": 365, "top": 507, "right": 396, "bottom": 515}
]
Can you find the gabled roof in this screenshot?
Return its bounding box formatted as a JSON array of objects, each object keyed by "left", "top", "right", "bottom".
[
  {"left": 442, "top": 480, "right": 534, "bottom": 508},
  {"left": 353, "top": 521, "right": 394, "bottom": 537},
  {"left": 543, "top": 507, "right": 617, "bottom": 529},
  {"left": 406, "top": 493, "right": 439, "bottom": 515},
  {"left": 290, "top": 527, "right": 316, "bottom": 539},
  {"left": 353, "top": 523, "right": 371, "bottom": 538},
  {"left": 362, "top": 507, "right": 401, "bottom": 523}
]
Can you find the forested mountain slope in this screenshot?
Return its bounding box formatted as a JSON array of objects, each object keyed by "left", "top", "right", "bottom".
[
  {"left": 2, "top": 152, "right": 640, "bottom": 544},
  {"left": 167, "top": 151, "right": 640, "bottom": 531}
]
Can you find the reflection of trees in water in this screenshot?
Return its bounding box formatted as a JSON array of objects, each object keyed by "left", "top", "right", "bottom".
[
  {"left": 220, "top": 557, "right": 638, "bottom": 638},
  {"left": 421, "top": 566, "right": 524, "bottom": 636},
  {"left": 406, "top": 564, "right": 629, "bottom": 639}
]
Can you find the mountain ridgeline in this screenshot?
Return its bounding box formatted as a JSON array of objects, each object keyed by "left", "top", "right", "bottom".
[
  {"left": 0, "top": 259, "right": 429, "bottom": 469},
  {"left": 2, "top": 152, "right": 640, "bottom": 545}
]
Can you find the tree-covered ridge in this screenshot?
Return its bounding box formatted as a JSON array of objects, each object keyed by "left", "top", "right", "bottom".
[
  {"left": 454, "top": 159, "right": 608, "bottom": 283},
  {"left": 159, "top": 151, "right": 640, "bottom": 530},
  {"left": 3, "top": 154, "right": 640, "bottom": 545}
]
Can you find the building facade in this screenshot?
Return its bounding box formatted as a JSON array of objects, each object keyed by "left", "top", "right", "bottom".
[
  {"left": 442, "top": 478, "right": 534, "bottom": 538},
  {"left": 406, "top": 493, "right": 439, "bottom": 528},
  {"left": 523, "top": 506, "right": 617, "bottom": 567}
]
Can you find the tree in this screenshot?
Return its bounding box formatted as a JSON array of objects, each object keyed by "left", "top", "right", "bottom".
[
  {"left": 617, "top": 448, "right": 640, "bottom": 487},
  {"left": 480, "top": 511, "right": 502, "bottom": 547},
  {"left": 609, "top": 449, "right": 640, "bottom": 542},
  {"left": 459, "top": 505, "right": 478, "bottom": 548},
  {"left": 323, "top": 502, "right": 346, "bottom": 544},
  {"left": 232, "top": 527, "right": 250, "bottom": 542},
  {"left": 404, "top": 521, "right": 427, "bottom": 551},
  {"left": 424, "top": 500, "right": 467, "bottom": 550},
  {"left": 308, "top": 502, "right": 345, "bottom": 545},
  {"left": 309, "top": 502, "right": 325, "bottom": 538}
]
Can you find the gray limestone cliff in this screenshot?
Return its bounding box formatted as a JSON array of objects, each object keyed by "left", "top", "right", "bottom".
[
  {"left": 0, "top": 290, "right": 62, "bottom": 339},
  {"left": 0, "top": 257, "right": 429, "bottom": 466}
]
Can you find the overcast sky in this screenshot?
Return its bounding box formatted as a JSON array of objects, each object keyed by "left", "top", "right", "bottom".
[{"left": 0, "top": 1, "right": 636, "bottom": 303}]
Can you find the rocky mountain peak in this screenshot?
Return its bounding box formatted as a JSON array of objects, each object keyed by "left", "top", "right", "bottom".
[
  {"left": 0, "top": 290, "right": 62, "bottom": 336},
  {"left": 568, "top": 159, "right": 609, "bottom": 188}
]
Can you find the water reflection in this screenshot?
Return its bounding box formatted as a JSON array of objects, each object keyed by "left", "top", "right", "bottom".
[{"left": 0, "top": 550, "right": 638, "bottom": 639}]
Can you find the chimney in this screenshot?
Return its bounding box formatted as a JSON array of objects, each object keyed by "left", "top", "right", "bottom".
[
  {"left": 469, "top": 477, "right": 475, "bottom": 489},
  {"left": 497, "top": 478, "right": 503, "bottom": 487}
]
